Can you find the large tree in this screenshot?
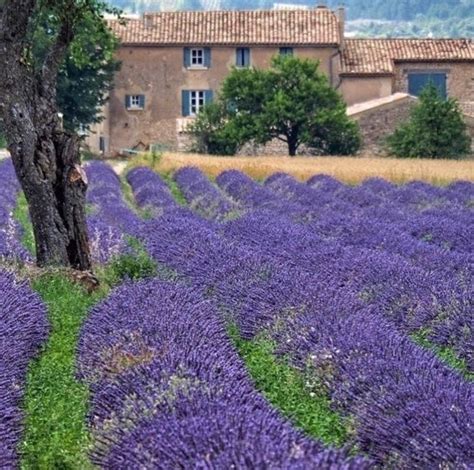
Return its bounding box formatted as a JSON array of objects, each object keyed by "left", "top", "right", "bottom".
[
  {"left": 190, "top": 55, "right": 360, "bottom": 156},
  {"left": 0, "top": 0, "right": 117, "bottom": 269}
]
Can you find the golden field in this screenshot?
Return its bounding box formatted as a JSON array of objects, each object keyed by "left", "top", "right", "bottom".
[{"left": 123, "top": 152, "right": 474, "bottom": 185}]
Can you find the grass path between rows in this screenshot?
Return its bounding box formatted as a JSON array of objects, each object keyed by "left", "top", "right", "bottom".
[{"left": 20, "top": 275, "right": 108, "bottom": 469}]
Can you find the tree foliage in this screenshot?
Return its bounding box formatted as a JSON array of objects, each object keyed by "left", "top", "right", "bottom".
[
  {"left": 387, "top": 84, "right": 471, "bottom": 159},
  {"left": 190, "top": 55, "right": 361, "bottom": 156},
  {"left": 31, "top": 2, "right": 120, "bottom": 132}
]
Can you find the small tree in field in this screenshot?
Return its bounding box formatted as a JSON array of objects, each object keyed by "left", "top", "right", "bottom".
[
  {"left": 387, "top": 84, "right": 471, "bottom": 159},
  {"left": 190, "top": 55, "right": 361, "bottom": 156}
]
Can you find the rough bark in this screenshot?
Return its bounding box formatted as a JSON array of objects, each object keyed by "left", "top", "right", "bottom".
[{"left": 0, "top": 0, "right": 92, "bottom": 270}]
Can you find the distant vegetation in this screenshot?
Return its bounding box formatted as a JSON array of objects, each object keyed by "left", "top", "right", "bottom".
[{"left": 109, "top": 0, "right": 473, "bottom": 37}]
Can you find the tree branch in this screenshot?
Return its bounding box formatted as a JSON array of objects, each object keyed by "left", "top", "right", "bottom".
[{"left": 40, "top": 3, "right": 77, "bottom": 99}]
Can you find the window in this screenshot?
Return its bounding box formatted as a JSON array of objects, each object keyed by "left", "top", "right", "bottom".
[
  {"left": 125, "top": 94, "right": 145, "bottom": 110},
  {"left": 191, "top": 48, "right": 204, "bottom": 66},
  {"left": 99, "top": 136, "right": 106, "bottom": 153},
  {"left": 184, "top": 47, "right": 212, "bottom": 68},
  {"left": 408, "top": 72, "right": 447, "bottom": 99},
  {"left": 182, "top": 90, "right": 213, "bottom": 116},
  {"left": 279, "top": 47, "right": 294, "bottom": 56},
  {"left": 190, "top": 91, "right": 205, "bottom": 115},
  {"left": 236, "top": 47, "right": 251, "bottom": 68}
]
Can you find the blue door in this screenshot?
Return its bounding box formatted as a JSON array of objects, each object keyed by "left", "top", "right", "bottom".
[{"left": 408, "top": 73, "right": 447, "bottom": 99}]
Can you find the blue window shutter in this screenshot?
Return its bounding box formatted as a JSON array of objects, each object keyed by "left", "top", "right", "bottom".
[
  {"left": 139, "top": 95, "right": 145, "bottom": 108},
  {"left": 236, "top": 48, "right": 241, "bottom": 67},
  {"left": 182, "top": 90, "right": 190, "bottom": 117},
  {"left": 204, "top": 48, "right": 211, "bottom": 68},
  {"left": 244, "top": 47, "right": 250, "bottom": 67},
  {"left": 430, "top": 73, "right": 447, "bottom": 99},
  {"left": 236, "top": 47, "right": 250, "bottom": 67},
  {"left": 125, "top": 95, "right": 131, "bottom": 108},
  {"left": 205, "top": 90, "right": 214, "bottom": 105},
  {"left": 280, "top": 47, "right": 293, "bottom": 56},
  {"left": 184, "top": 48, "right": 191, "bottom": 68}
]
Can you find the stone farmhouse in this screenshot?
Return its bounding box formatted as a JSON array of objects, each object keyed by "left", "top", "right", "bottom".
[{"left": 88, "top": 6, "right": 474, "bottom": 156}]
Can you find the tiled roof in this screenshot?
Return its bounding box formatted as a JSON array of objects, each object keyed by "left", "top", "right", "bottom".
[
  {"left": 342, "top": 38, "right": 474, "bottom": 75},
  {"left": 108, "top": 8, "right": 340, "bottom": 46}
]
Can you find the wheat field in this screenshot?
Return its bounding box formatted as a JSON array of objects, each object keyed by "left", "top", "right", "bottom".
[{"left": 124, "top": 152, "right": 474, "bottom": 185}]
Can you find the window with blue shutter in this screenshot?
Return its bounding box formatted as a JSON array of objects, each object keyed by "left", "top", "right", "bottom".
[
  {"left": 182, "top": 90, "right": 191, "bottom": 117},
  {"left": 204, "top": 48, "right": 211, "bottom": 68},
  {"left": 408, "top": 72, "right": 447, "bottom": 99},
  {"left": 185, "top": 48, "right": 210, "bottom": 68},
  {"left": 184, "top": 48, "right": 191, "bottom": 68},
  {"left": 279, "top": 47, "right": 294, "bottom": 56},
  {"left": 236, "top": 47, "right": 250, "bottom": 67},
  {"left": 126, "top": 94, "right": 145, "bottom": 110}
]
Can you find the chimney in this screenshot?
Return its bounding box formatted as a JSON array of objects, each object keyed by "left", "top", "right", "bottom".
[
  {"left": 337, "top": 6, "right": 345, "bottom": 51},
  {"left": 143, "top": 13, "right": 154, "bottom": 28}
]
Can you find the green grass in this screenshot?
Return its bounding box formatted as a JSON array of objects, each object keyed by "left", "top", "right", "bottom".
[
  {"left": 161, "top": 172, "right": 187, "bottom": 206},
  {"left": 13, "top": 192, "right": 35, "bottom": 255},
  {"left": 412, "top": 330, "right": 474, "bottom": 381},
  {"left": 230, "top": 328, "right": 349, "bottom": 447},
  {"left": 20, "top": 274, "right": 107, "bottom": 469}
]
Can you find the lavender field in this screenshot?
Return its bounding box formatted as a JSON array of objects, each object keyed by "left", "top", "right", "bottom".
[{"left": 0, "top": 157, "right": 473, "bottom": 468}]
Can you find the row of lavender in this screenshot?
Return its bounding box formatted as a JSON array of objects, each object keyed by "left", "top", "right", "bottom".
[
  {"left": 0, "top": 272, "right": 49, "bottom": 467},
  {"left": 85, "top": 161, "right": 142, "bottom": 263},
  {"left": 78, "top": 164, "right": 368, "bottom": 468},
  {"left": 0, "top": 160, "right": 30, "bottom": 261},
  {"left": 78, "top": 279, "right": 366, "bottom": 468},
  {"left": 127, "top": 167, "right": 473, "bottom": 468},
  {"left": 174, "top": 167, "right": 472, "bottom": 370},
  {"left": 218, "top": 172, "right": 474, "bottom": 370}
]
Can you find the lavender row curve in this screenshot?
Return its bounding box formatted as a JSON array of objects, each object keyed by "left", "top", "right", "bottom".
[
  {"left": 125, "top": 168, "right": 474, "bottom": 468},
  {"left": 77, "top": 278, "right": 369, "bottom": 469},
  {"left": 0, "top": 271, "right": 49, "bottom": 467}
]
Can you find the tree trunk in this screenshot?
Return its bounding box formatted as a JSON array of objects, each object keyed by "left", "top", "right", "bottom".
[
  {"left": 286, "top": 128, "right": 299, "bottom": 157},
  {"left": 0, "top": 0, "right": 92, "bottom": 271},
  {"left": 288, "top": 138, "right": 298, "bottom": 157},
  {"left": 10, "top": 128, "right": 91, "bottom": 270}
]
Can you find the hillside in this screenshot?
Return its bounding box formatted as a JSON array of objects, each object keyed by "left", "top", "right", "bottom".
[{"left": 108, "top": 0, "right": 473, "bottom": 37}]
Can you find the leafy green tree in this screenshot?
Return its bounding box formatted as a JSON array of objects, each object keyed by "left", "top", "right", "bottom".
[
  {"left": 387, "top": 84, "right": 471, "bottom": 159},
  {"left": 188, "top": 102, "right": 242, "bottom": 155},
  {"left": 199, "top": 55, "right": 360, "bottom": 156},
  {"left": 32, "top": 5, "right": 120, "bottom": 132}
]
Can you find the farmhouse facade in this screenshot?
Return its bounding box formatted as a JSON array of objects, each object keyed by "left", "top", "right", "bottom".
[{"left": 88, "top": 6, "right": 474, "bottom": 156}]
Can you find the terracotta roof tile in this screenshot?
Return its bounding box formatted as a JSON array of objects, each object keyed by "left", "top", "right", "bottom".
[
  {"left": 108, "top": 8, "right": 340, "bottom": 46},
  {"left": 342, "top": 38, "right": 474, "bottom": 75}
]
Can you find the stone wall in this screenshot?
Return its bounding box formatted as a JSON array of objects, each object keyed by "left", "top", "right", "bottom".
[{"left": 348, "top": 93, "right": 417, "bottom": 156}]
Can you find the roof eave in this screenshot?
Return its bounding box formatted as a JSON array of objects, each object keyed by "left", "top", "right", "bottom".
[{"left": 118, "top": 42, "right": 340, "bottom": 48}]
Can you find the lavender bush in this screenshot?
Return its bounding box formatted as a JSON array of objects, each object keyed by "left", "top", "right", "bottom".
[
  {"left": 174, "top": 166, "right": 239, "bottom": 220},
  {"left": 125, "top": 166, "right": 473, "bottom": 467},
  {"left": 0, "top": 271, "right": 48, "bottom": 467},
  {"left": 77, "top": 279, "right": 369, "bottom": 469}
]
